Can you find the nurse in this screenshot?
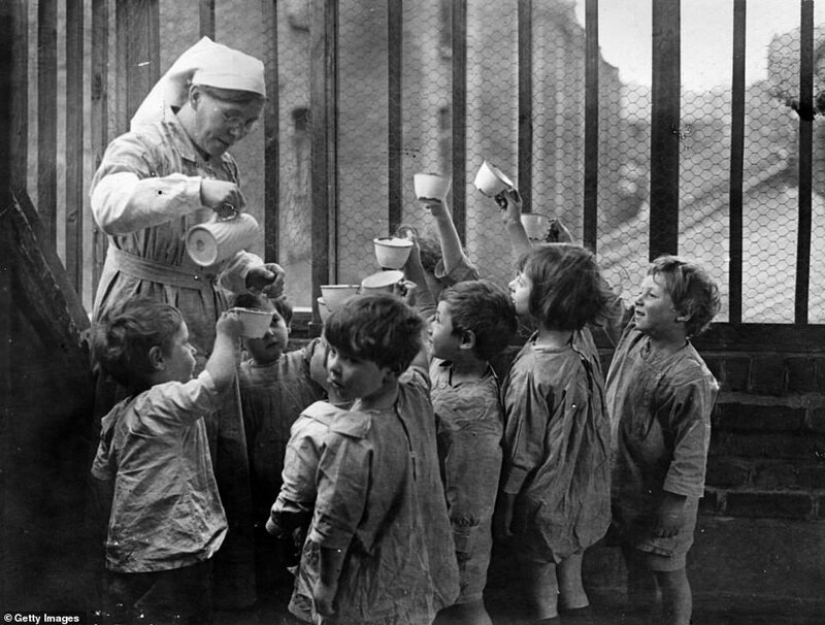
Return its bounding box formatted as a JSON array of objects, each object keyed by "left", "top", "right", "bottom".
[{"left": 90, "top": 37, "right": 280, "bottom": 610}]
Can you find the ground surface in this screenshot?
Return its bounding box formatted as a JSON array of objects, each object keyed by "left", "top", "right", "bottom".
[{"left": 214, "top": 546, "right": 823, "bottom": 625}]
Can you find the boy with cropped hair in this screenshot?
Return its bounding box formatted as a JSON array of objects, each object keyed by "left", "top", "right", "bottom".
[
  {"left": 427, "top": 279, "right": 518, "bottom": 625},
  {"left": 286, "top": 293, "right": 459, "bottom": 624},
  {"left": 232, "top": 292, "right": 328, "bottom": 591},
  {"left": 89, "top": 297, "right": 242, "bottom": 624},
  {"left": 606, "top": 255, "right": 721, "bottom": 625}
]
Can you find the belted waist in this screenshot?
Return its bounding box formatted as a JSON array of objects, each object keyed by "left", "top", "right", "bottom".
[{"left": 106, "top": 246, "right": 216, "bottom": 291}]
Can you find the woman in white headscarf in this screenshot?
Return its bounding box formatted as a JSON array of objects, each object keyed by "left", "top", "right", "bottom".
[
  {"left": 91, "top": 36, "right": 282, "bottom": 351},
  {"left": 90, "top": 37, "right": 278, "bottom": 617}
]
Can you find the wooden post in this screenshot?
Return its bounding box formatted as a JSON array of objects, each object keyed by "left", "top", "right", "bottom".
[
  {"left": 91, "top": 0, "right": 109, "bottom": 298},
  {"left": 728, "top": 0, "right": 746, "bottom": 323},
  {"left": 451, "top": 0, "right": 467, "bottom": 243},
  {"left": 116, "top": 0, "right": 160, "bottom": 129},
  {"left": 649, "top": 0, "right": 680, "bottom": 259},
  {"left": 518, "top": 0, "right": 533, "bottom": 215},
  {"left": 387, "top": 0, "right": 403, "bottom": 234},
  {"left": 66, "top": 0, "right": 85, "bottom": 298},
  {"left": 309, "top": 0, "right": 338, "bottom": 334},
  {"left": 583, "top": 0, "right": 599, "bottom": 252},
  {"left": 38, "top": 0, "right": 58, "bottom": 250},
  {"left": 796, "top": 0, "right": 814, "bottom": 324},
  {"left": 200, "top": 0, "right": 215, "bottom": 40},
  {"left": 262, "top": 0, "right": 280, "bottom": 263}
]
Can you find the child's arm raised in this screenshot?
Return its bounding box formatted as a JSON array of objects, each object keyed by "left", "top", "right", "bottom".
[
  {"left": 421, "top": 198, "right": 466, "bottom": 276},
  {"left": 401, "top": 234, "right": 437, "bottom": 320},
  {"left": 498, "top": 189, "right": 532, "bottom": 260},
  {"left": 205, "top": 310, "right": 243, "bottom": 391}
]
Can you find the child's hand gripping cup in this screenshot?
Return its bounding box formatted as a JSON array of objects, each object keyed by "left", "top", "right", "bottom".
[{"left": 474, "top": 160, "right": 517, "bottom": 209}]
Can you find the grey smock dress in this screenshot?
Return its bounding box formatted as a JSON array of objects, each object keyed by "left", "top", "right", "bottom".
[
  {"left": 499, "top": 329, "right": 612, "bottom": 563},
  {"left": 606, "top": 323, "right": 717, "bottom": 569}
]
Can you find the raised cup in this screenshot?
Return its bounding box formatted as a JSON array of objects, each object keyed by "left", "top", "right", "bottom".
[
  {"left": 373, "top": 237, "right": 413, "bottom": 270},
  {"left": 473, "top": 160, "right": 515, "bottom": 198},
  {"left": 413, "top": 173, "right": 452, "bottom": 201}
]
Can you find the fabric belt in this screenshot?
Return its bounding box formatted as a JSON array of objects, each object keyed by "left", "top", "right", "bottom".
[{"left": 106, "top": 246, "right": 216, "bottom": 292}]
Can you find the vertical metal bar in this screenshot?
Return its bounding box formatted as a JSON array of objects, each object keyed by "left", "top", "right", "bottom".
[
  {"left": 91, "top": 0, "right": 109, "bottom": 298},
  {"left": 309, "top": 0, "right": 337, "bottom": 333},
  {"left": 451, "top": 0, "right": 467, "bottom": 243},
  {"left": 796, "top": 0, "right": 814, "bottom": 324},
  {"left": 517, "top": 0, "right": 532, "bottom": 214},
  {"left": 583, "top": 0, "right": 599, "bottom": 252},
  {"left": 200, "top": 0, "right": 215, "bottom": 40},
  {"left": 66, "top": 0, "right": 84, "bottom": 296},
  {"left": 728, "top": 0, "right": 746, "bottom": 324},
  {"left": 262, "top": 0, "right": 279, "bottom": 263},
  {"left": 38, "top": 0, "right": 58, "bottom": 250},
  {"left": 388, "top": 0, "right": 403, "bottom": 233},
  {"left": 649, "top": 0, "right": 680, "bottom": 259}
]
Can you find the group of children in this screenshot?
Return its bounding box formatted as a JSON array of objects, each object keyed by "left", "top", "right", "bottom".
[{"left": 89, "top": 190, "right": 721, "bottom": 625}]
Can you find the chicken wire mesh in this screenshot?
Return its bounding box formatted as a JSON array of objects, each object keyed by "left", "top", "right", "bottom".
[{"left": 22, "top": 0, "right": 825, "bottom": 323}]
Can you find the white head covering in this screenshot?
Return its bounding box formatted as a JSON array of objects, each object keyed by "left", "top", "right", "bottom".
[{"left": 130, "top": 36, "right": 266, "bottom": 131}]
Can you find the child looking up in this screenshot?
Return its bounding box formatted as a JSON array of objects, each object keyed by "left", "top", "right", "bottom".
[
  {"left": 233, "top": 292, "right": 329, "bottom": 591},
  {"left": 497, "top": 244, "right": 617, "bottom": 624},
  {"left": 401, "top": 218, "right": 518, "bottom": 625},
  {"left": 427, "top": 279, "right": 518, "bottom": 625},
  {"left": 606, "top": 256, "right": 720, "bottom": 625},
  {"left": 287, "top": 294, "right": 459, "bottom": 624},
  {"left": 89, "top": 298, "right": 242, "bottom": 625}
]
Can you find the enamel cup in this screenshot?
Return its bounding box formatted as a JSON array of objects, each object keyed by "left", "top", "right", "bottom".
[
  {"left": 229, "top": 307, "right": 274, "bottom": 338},
  {"left": 361, "top": 270, "right": 405, "bottom": 294},
  {"left": 413, "top": 173, "right": 452, "bottom": 202},
  {"left": 473, "top": 160, "right": 515, "bottom": 198},
  {"left": 186, "top": 213, "right": 259, "bottom": 266}
]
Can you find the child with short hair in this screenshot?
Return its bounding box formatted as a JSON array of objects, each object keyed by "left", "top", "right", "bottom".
[
  {"left": 233, "top": 292, "right": 329, "bottom": 591},
  {"left": 606, "top": 255, "right": 721, "bottom": 625},
  {"left": 497, "top": 244, "right": 618, "bottom": 624},
  {"left": 426, "top": 279, "right": 518, "bottom": 625},
  {"left": 285, "top": 294, "right": 459, "bottom": 624},
  {"left": 89, "top": 297, "right": 242, "bottom": 624},
  {"left": 400, "top": 209, "right": 519, "bottom": 625}
]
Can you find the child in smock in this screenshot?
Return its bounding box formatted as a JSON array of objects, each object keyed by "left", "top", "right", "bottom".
[
  {"left": 402, "top": 204, "right": 519, "bottom": 625},
  {"left": 285, "top": 294, "right": 459, "bottom": 625},
  {"left": 234, "top": 292, "right": 328, "bottom": 591},
  {"left": 496, "top": 244, "right": 618, "bottom": 625},
  {"left": 89, "top": 298, "right": 242, "bottom": 624},
  {"left": 606, "top": 255, "right": 720, "bottom": 625},
  {"left": 427, "top": 280, "right": 517, "bottom": 625}
]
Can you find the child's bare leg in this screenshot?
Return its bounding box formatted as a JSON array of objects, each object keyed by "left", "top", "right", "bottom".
[
  {"left": 622, "top": 547, "right": 659, "bottom": 617},
  {"left": 557, "top": 551, "right": 589, "bottom": 610},
  {"left": 528, "top": 560, "right": 560, "bottom": 620},
  {"left": 437, "top": 599, "right": 494, "bottom": 625},
  {"left": 654, "top": 568, "right": 691, "bottom": 625}
]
